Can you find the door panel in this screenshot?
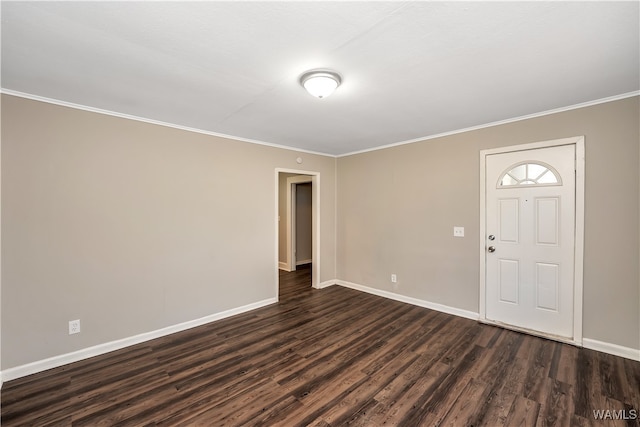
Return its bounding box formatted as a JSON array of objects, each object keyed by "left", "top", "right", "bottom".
[
  {"left": 485, "top": 145, "right": 575, "bottom": 338},
  {"left": 535, "top": 262, "right": 559, "bottom": 311},
  {"left": 499, "top": 199, "right": 519, "bottom": 243},
  {"left": 499, "top": 259, "right": 519, "bottom": 304},
  {"left": 536, "top": 198, "right": 559, "bottom": 245}
]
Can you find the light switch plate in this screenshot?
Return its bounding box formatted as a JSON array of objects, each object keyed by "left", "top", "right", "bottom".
[{"left": 453, "top": 226, "right": 464, "bottom": 237}]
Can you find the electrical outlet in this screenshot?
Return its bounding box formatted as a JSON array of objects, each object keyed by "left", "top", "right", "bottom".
[
  {"left": 391, "top": 274, "right": 397, "bottom": 283},
  {"left": 453, "top": 226, "right": 465, "bottom": 237},
  {"left": 69, "top": 319, "right": 81, "bottom": 335}
]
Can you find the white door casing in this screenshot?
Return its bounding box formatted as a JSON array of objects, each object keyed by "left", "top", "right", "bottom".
[
  {"left": 275, "top": 169, "right": 320, "bottom": 294},
  {"left": 286, "top": 175, "right": 313, "bottom": 271},
  {"left": 480, "top": 137, "right": 585, "bottom": 345}
]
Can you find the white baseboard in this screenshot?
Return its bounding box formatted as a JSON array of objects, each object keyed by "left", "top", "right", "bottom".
[
  {"left": 296, "top": 259, "right": 312, "bottom": 266},
  {"left": 278, "top": 262, "right": 290, "bottom": 271},
  {"left": 4, "top": 281, "right": 637, "bottom": 384},
  {"left": 334, "top": 280, "right": 479, "bottom": 321},
  {"left": 583, "top": 338, "right": 640, "bottom": 362},
  {"left": 317, "top": 280, "right": 337, "bottom": 289},
  {"left": 1, "top": 297, "right": 277, "bottom": 383},
  {"left": 335, "top": 281, "right": 640, "bottom": 362}
]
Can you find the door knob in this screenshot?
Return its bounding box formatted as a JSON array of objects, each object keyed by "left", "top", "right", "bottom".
[{"left": 488, "top": 246, "right": 496, "bottom": 253}]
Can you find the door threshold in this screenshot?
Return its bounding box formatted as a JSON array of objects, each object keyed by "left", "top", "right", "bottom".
[{"left": 479, "top": 318, "right": 581, "bottom": 347}]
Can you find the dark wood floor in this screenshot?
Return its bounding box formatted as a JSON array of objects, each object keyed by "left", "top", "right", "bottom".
[{"left": 2, "top": 265, "right": 639, "bottom": 426}]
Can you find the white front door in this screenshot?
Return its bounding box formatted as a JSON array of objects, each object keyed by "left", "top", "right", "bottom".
[{"left": 485, "top": 144, "right": 576, "bottom": 339}]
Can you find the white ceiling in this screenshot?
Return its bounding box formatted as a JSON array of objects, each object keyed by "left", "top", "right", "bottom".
[{"left": 2, "top": 1, "right": 638, "bottom": 156}]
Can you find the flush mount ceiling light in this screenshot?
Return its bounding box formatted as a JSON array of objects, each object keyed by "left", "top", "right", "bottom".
[{"left": 300, "top": 69, "right": 342, "bottom": 99}]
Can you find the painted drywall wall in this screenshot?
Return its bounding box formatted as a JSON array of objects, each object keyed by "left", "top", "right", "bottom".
[
  {"left": 1, "top": 94, "right": 336, "bottom": 369},
  {"left": 337, "top": 96, "right": 640, "bottom": 351}
]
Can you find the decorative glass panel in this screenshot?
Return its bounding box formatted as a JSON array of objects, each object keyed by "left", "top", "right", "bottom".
[
  {"left": 501, "top": 174, "right": 518, "bottom": 186},
  {"left": 509, "top": 164, "right": 527, "bottom": 181},
  {"left": 537, "top": 170, "right": 557, "bottom": 184},
  {"left": 498, "top": 162, "right": 561, "bottom": 188},
  {"left": 528, "top": 163, "right": 547, "bottom": 180}
]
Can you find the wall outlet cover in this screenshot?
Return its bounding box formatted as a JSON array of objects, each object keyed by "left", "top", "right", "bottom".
[{"left": 69, "top": 319, "right": 81, "bottom": 335}]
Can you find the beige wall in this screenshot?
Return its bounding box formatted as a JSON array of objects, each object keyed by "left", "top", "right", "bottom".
[
  {"left": 337, "top": 96, "right": 640, "bottom": 351},
  {"left": 1, "top": 95, "right": 336, "bottom": 369}
]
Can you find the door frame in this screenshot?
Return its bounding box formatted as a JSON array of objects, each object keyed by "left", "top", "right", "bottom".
[
  {"left": 275, "top": 169, "right": 320, "bottom": 294},
  {"left": 479, "top": 136, "right": 585, "bottom": 345}
]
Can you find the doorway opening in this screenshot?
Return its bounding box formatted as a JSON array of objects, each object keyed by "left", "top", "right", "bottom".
[{"left": 275, "top": 169, "right": 320, "bottom": 301}]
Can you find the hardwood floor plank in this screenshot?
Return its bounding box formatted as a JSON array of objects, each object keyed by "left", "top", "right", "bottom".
[
  {"left": 398, "top": 345, "right": 486, "bottom": 426},
  {"left": 313, "top": 350, "right": 421, "bottom": 425},
  {"left": 613, "top": 357, "right": 639, "bottom": 409},
  {"left": 473, "top": 329, "right": 524, "bottom": 385},
  {"left": 266, "top": 367, "right": 370, "bottom": 426},
  {"left": 437, "top": 378, "right": 491, "bottom": 426},
  {"left": 575, "top": 348, "right": 596, "bottom": 419},
  {"left": 521, "top": 336, "right": 555, "bottom": 402},
  {"left": 276, "top": 308, "right": 413, "bottom": 389},
  {"left": 548, "top": 341, "right": 562, "bottom": 380},
  {"left": 0, "top": 376, "right": 72, "bottom": 423},
  {"left": 71, "top": 381, "right": 178, "bottom": 427},
  {"left": 185, "top": 379, "right": 292, "bottom": 426},
  {"left": 2, "top": 267, "right": 640, "bottom": 426},
  {"left": 537, "top": 378, "right": 572, "bottom": 427},
  {"left": 438, "top": 331, "right": 524, "bottom": 427},
  {"left": 358, "top": 308, "right": 437, "bottom": 376},
  {"left": 438, "top": 320, "right": 484, "bottom": 365},
  {"left": 554, "top": 342, "right": 579, "bottom": 384},
  {"left": 155, "top": 370, "right": 275, "bottom": 425},
  {"left": 473, "top": 323, "right": 503, "bottom": 348},
  {"left": 332, "top": 398, "right": 381, "bottom": 427},
  {"left": 407, "top": 312, "right": 472, "bottom": 356},
  {"left": 504, "top": 395, "right": 541, "bottom": 426},
  {"left": 480, "top": 391, "right": 518, "bottom": 427},
  {"left": 245, "top": 395, "right": 305, "bottom": 427},
  {"left": 288, "top": 299, "right": 410, "bottom": 360},
  {"left": 600, "top": 353, "right": 627, "bottom": 402},
  {"left": 69, "top": 369, "right": 173, "bottom": 423},
  {"left": 371, "top": 361, "right": 452, "bottom": 426}
]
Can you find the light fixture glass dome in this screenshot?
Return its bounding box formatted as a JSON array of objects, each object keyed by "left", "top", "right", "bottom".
[{"left": 300, "top": 70, "right": 342, "bottom": 98}]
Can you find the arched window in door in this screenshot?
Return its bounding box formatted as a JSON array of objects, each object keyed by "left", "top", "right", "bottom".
[{"left": 497, "top": 161, "right": 561, "bottom": 188}]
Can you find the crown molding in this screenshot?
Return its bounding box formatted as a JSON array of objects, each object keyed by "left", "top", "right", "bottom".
[
  {"left": 0, "top": 88, "right": 336, "bottom": 158},
  {"left": 2, "top": 88, "right": 637, "bottom": 158},
  {"left": 337, "top": 91, "right": 640, "bottom": 157}
]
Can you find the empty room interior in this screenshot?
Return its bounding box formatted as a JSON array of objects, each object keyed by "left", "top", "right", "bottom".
[{"left": 1, "top": 2, "right": 639, "bottom": 426}]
